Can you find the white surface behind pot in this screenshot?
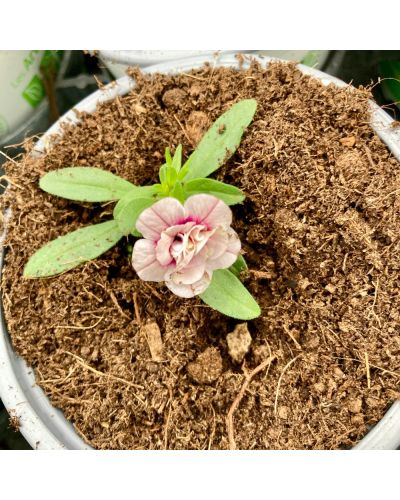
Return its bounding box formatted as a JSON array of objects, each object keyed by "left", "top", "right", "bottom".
[
  {"left": 97, "top": 50, "right": 330, "bottom": 79},
  {"left": 97, "top": 50, "right": 251, "bottom": 79},
  {"left": 1, "top": 53, "right": 400, "bottom": 450}
]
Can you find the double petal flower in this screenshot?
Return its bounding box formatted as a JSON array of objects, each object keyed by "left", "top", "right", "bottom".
[{"left": 132, "top": 194, "right": 241, "bottom": 297}]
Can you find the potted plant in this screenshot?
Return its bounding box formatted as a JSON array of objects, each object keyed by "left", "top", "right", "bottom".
[{"left": 1, "top": 53, "right": 400, "bottom": 450}]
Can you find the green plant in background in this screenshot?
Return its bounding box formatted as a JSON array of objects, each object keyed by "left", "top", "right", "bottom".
[
  {"left": 301, "top": 51, "right": 320, "bottom": 68},
  {"left": 24, "top": 99, "right": 261, "bottom": 320},
  {"left": 379, "top": 60, "right": 400, "bottom": 110}
]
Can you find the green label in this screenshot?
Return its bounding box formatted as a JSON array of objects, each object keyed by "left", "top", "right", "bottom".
[
  {"left": 40, "top": 50, "right": 62, "bottom": 71},
  {"left": 23, "top": 50, "right": 41, "bottom": 71},
  {"left": 22, "top": 74, "right": 45, "bottom": 108}
]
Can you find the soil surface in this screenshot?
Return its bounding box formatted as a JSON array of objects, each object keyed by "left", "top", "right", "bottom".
[{"left": 1, "top": 60, "right": 400, "bottom": 449}]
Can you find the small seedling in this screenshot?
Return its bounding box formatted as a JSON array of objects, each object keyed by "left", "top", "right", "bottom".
[{"left": 24, "top": 99, "right": 260, "bottom": 320}]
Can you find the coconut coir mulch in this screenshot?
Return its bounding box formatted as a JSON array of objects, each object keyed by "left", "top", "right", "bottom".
[{"left": 1, "top": 60, "right": 400, "bottom": 450}]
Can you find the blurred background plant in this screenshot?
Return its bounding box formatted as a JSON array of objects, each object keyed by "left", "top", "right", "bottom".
[
  {"left": 379, "top": 60, "right": 400, "bottom": 111},
  {"left": 1, "top": 49, "right": 400, "bottom": 449}
]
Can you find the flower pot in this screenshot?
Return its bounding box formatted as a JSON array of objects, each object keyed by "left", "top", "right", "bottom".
[
  {"left": 1, "top": 53, "right": 400, "bottom": 450},
  {"left": 97, "top": 50, "right": 253, "bottom": 79},
  {"left": 97, "top": 50, "right": 330, "bottom": 79}
]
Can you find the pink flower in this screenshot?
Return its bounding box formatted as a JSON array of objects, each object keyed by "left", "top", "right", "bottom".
[{"left": 132, "top": 194, "right": 241, "bottom": 298}]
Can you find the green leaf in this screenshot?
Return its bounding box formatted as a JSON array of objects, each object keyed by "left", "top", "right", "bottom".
[
  {"left": 23, "top": 220, "right": 124, "bottom": 278},
  {"left": 132, "top": 185, "right": 158, "bottom": 197},
  {"left": 184, "top": 178, "right": 245, "bottom": 205},
  {"left": 159, "top": 160, "right": 180, "bottom": 194},
  {"left": 113, "top": 193, "right": 155, "bottom": 235},
  {"left": 229, "top": 255, "right": 248, "bottom": 277},
  {"left": 166, "top": 166, "right": 178, "bottom": 186},
  {"left": 39, "top": 167, "right": 138, "bottom": 202},
  {"left": 159, "top": 164, "right": 168, "bottom": 184},
  {"left": 177, "top": 162, "right": 190, "bottom": 181},
  {"left": 112, "top": 187, "right": 157, "bottom": 221},
  {"left": 183, "top": 99, "right": 257, "bottom": 181},
  {"left": 379, "top": 61, "right": 400, "bottom": 109},
  {"left": 165, "top": 147, "right": 173, "bottom": 166},
  {"left": 200, "top": 269, "right": 260, "bottom": 320},
  {"left": 172, "top": 144, "right": 182, "bottom": 172},
  {"left": 170, "top": 182, "right": 185, "bottom": 203}
]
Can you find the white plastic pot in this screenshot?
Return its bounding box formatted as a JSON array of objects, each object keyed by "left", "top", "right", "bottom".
[
  {"left": 97, "top": 50, "right": 251, "bottom": 79},
  {"left": 1, "top": 53, "right": 400, "bottom": 450},
  {"left": 97, "top": 50, "right": 330, "bottom": 79},
  {"left": 255, "top": 50, "right": 330, "bottom": 68}
]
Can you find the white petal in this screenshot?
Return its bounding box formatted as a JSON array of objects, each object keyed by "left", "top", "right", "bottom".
[
  {"left": 203, "top": 228, "right": 228, "bottom": 260},
  {"left": 184, "top": 194, "right": 232, "bottom": 229},
  {"left": 191, "top": 270, "right": 212, "bottom": 295},
  {"left": 165, "top": 280, "right": 196, "bottom": 298},
  {"left": 165, "top": 270, "right": 212, "bottom": 298},
  {"left": 206, "top": 251, "right": 237, "bottom": 271},
  {"left": 226, "top": 227, "right": 241, "bottom": 255},
  {"left": 206, "top": 229, "right": 241, "bottom": 271},
  {"left": 168, "top": 255, "right": 206, "bottom": 285},
  {"left": 155, "top": 232, "right": 174, "bottom": 266},
  {"left": 132, "top": 239, "right": 166, "bottom": 281},
  {"left": 136, "top": 197, "right": 185, "bottom": 240},
  {"left": 191, "top": 225, "right": 216, "bottom": 255}
]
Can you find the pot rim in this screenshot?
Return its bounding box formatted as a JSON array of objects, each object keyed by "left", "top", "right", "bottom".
[
  {"left": 1, "top": 52, "right": 400, "bottom": 450},
  {"left": 97, "top": 50, "right": 251, "bottom": 67}
]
